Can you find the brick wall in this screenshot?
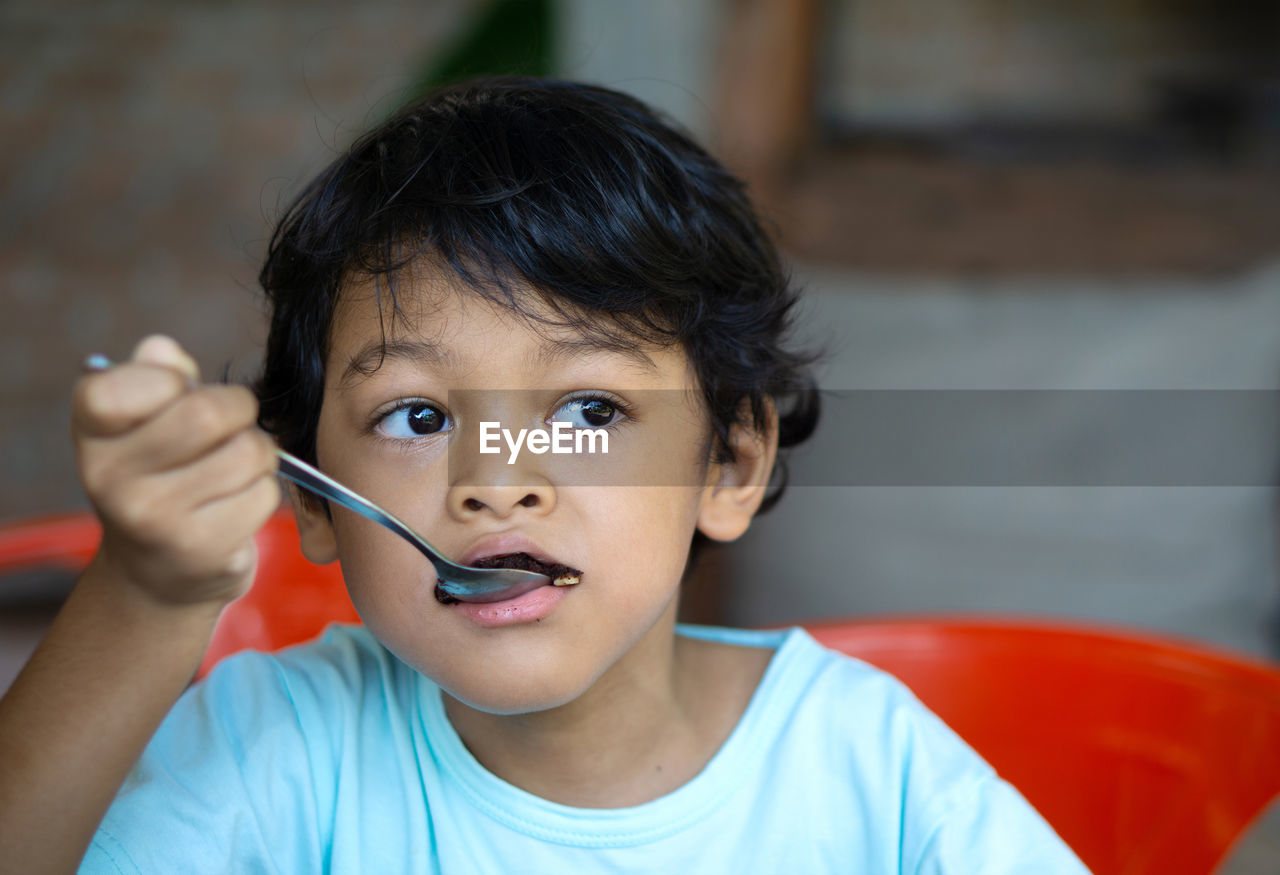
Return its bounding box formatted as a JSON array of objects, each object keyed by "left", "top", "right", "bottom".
[{"left": 0, "top": 0, "right": 480, "bottom": 519}]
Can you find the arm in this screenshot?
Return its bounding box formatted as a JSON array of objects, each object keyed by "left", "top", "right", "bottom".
[{"left": 0, "top": 336, "right": 280, "bottom": 874}]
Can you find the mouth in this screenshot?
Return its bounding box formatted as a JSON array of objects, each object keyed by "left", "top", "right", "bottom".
[
  {"left": 434, "top": 552, "right": 583, "bottom": 605},
  {"left": 472, "top": 553, "right": 582, "bottom": 586}
]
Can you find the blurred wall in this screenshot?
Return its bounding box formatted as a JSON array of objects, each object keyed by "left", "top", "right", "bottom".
[
  {"left": 0, "top": 0, "right": 483, "bottom": 520},
  {"left": 555, "top": 0, "right": 719, "bottom": 141},
  {"left": 824, "top": 0, "right": 1279, "bottom": 128}
]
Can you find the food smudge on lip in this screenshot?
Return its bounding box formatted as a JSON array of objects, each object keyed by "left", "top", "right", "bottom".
[
  {"left": 435, "top": 553, "right": 583, "bottom": 605},
  {"left": 472, "top": 553, "right": 583, "bottom": 586}
]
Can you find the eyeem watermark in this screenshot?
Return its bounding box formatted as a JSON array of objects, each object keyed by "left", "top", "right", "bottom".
[{"left": 480, "top": 421, "right": 609, "bottom": 465}]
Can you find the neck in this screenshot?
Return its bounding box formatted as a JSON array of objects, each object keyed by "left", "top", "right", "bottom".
[{"left": 442, "top": 602, "right": 711, "bottom": 808}]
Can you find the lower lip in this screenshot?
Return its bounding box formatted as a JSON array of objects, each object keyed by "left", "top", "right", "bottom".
[{"left": 452, "top": 583, "right": 571, "bottom": 627}]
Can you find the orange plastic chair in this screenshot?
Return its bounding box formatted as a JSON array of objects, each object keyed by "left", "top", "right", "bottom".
[
  {"left": 806, "top": 617, "right": 1280, "bottom": 875},
  {"left": 0, "top": 509, "right": 358, "bottom": 679},
  {"left": 9, "top": 515, "right": 1279, "bottom": 871}
]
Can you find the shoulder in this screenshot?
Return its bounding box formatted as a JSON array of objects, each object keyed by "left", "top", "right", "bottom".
[
  {"left": 678, "top": 623, "right": 909, "bottom": 718},
  {"left": 82, "top": 625, "right": 409, "bottom": 875},
  {"left": 686, "top": 624, "right": 923, "bottom": 719},
  {"left": 767, "top": 628, "right": 1005, "bottom": 815},
  {"left": 720, "top": 626, "right": 1088, "bottom": 873},
  {"left": 164, "top": 624, "right": 399, "bottom": 739},
  {"left": 263, "top": 622, "right": 415, "bottom": 707},
  {"left": 203, "top": 623, "right": 424, "bottom": 767},
  {"left": 681, "top": 623, "right": 947, "bottom": 781}
]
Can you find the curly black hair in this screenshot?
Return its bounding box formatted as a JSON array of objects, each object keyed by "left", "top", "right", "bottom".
[{"left": 256, "top": 76, "right": 818, "bottom": 515}]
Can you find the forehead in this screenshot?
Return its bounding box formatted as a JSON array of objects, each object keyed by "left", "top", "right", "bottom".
[{"left": 328, "top": 267, "right": 678, "bottom": 384}]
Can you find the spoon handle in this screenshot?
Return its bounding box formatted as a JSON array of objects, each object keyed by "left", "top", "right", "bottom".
[{"left": 274, "top": 450, "right": 446, "bottom": 568}]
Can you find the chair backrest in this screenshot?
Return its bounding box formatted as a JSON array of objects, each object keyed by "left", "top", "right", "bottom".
[
  {"left": 198, "top": 511, "right": 358, "bottom": 677},
  {"left": 0, "top": 512, "right": 102, "bottom": 576},
  {"left": 0, "top": 510, "right": 358, "bottom": 679},
  {"left": 10, "top": 516, "right": 1276, "bottom": 870},
  {"left": 806, "top": 617, "right": 1280, "bottom": 875}
]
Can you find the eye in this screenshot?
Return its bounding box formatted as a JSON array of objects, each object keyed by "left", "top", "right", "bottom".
[
  {"left": 551, "top": 395, "right": 627, "bottom": 429},
  {"left": 375, "top": 401, "right": 452, "bottom": 439}
]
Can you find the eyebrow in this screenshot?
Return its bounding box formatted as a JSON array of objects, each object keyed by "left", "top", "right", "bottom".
[
  {"left": 338, "top": 335, "right": 659, "bottom": 385},
  {"left": 339, "top": 339, "right": 458, "bottom": 386},
  {"left": 530, "top": 336, "right": 659, "bottom": 373}
]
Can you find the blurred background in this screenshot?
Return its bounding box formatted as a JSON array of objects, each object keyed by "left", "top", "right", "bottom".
[
  {"left": 5, "top": 0, "right": 1280, "bottom": 644},
  {"left": 3, "top": 0, "right": 1280, "bottom": 865},
  {"left": 6, "top": 0, "right": 1280, "bottom": 680}
]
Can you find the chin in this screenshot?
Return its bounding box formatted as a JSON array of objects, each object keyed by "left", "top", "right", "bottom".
[{"left": 440, "top": 667, "right": 599, "bottom": 716}]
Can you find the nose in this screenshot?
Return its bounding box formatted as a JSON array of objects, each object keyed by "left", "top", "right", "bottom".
[
  {"left": 446, "top": 401, "right": 558, "bottom": 520},
  {"left": 447, "top": 481, "right": 556, "bottom": 519},
  {"left": 446, "top": 468, "right": 557, "bottom": 521}
]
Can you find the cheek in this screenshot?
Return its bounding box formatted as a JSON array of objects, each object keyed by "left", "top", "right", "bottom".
[
  {"left": 582, "top": 487, "right": 702, "bottom": 585},
  {"left": 330, "top": 517, "right": 438, "bottom": 619}
]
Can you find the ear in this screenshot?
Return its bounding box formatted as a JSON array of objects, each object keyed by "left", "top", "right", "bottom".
[
  {"left": 696, "top": 401, "right": 779, "bottom": 543},
  {"left": 290, "top": 487, "right": 340, "bottom": 565}
]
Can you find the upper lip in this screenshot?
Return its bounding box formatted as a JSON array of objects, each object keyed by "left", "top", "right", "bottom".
[{"left": 460, "top": 533, "right": 572, "bottom": 570}]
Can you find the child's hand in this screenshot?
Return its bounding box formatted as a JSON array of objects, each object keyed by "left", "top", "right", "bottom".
[
  {"left": 72, "top": 335, "right": 281, "bottom": 611},
  {"left": 0, "top": 336, "right": 280, "bottom": 871}
]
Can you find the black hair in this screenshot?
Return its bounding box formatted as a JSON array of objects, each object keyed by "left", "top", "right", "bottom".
[{"left": 256, "top": 76, "right": 818, "bottom": 515}]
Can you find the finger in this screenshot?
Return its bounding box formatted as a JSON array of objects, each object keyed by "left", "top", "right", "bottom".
[
  {"left": 122, "top": 384, "right": 261, "bottom": 474},
  {"left": 183, "top": 475, "right": 282, "bottom": 580},
  {"left": 114, "top": 474, "right": 281, "bottom": 604},
  {"left": 79, "top": 386, "right": 263, "bottom": 501},
  {"left": 77, "top": 384, "right": 262, "bottom": 499},
  {"left": 105, "top": 462, "right": 281, "bottom": 562},
  {"left": 72, "top": 362, "right": 192, "bottom": 438},
  {"left": 146, "top": 428, "right": 279, "bottom": 511},
  {"left": 131, "top": 334, "right": 201, "bottom": 384},
  {"left": 194, "top": 472, "right": 282, "bottom": 541}
]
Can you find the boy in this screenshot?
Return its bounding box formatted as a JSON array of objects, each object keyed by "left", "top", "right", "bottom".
[{"left": 0, "top": 78, "right": 1088, "bottom": 872}]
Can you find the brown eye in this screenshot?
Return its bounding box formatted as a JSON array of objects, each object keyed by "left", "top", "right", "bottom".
[
  {"left": 407, "top": 404, "right": 446, "bottom": 434},
  {"left": 377, "top": 402, "right": 451, "bottom": 438},
  {"left": 579, "top": 399, "right": 615, "bottom": 426},
  {"left": 553, "top": 396, "right": 623, "bottom": 429}
]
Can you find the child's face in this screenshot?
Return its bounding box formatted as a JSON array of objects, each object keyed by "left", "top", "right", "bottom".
[{"left": 295, "top": 268, "right": 767, "bottom": 715}]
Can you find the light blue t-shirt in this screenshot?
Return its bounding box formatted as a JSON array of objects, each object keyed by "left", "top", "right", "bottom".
[{"left": 83, "top": 624, "right": 1089, "bottom": 873}]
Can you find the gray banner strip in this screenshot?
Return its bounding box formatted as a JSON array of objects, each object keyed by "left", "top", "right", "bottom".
[
  {"left": 789, "top": 390, "right": 1280, "bottom": 486},
  {"left": 441, "top": 390, "right": 1280, "bottom": 486}
]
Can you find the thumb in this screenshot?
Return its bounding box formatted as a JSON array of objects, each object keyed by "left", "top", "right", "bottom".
[{"left": 131, "top": 334, "right": 200, "bottom": 383}]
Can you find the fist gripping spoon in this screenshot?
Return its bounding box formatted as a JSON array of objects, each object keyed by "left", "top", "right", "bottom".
[{"left": 83, "top": 354, "right": 566, "bottom": 603}]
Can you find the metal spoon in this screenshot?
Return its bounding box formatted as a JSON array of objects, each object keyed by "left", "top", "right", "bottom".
[
  {"left": 272, "top": 451, "right": 549, "bottom": 602},
  {"left": 83, "top": 355, "right": 550, "bottom": 603}
]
